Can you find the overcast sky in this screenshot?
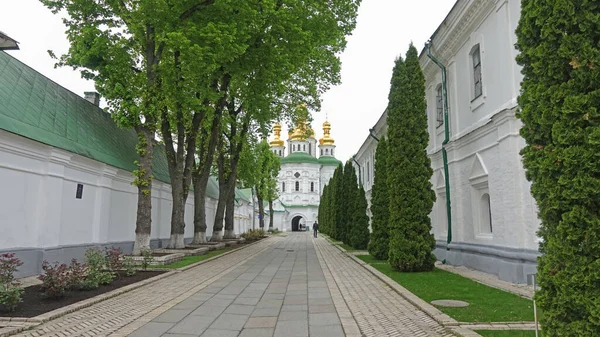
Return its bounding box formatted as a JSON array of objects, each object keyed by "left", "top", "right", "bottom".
[{"left": 3, "top": 0, "right": 456, "bottom": 162}]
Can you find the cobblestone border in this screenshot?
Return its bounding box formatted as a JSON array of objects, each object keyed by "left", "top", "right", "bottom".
[{"left": 0, "top": 237, "right": 270, "bottom": 337}]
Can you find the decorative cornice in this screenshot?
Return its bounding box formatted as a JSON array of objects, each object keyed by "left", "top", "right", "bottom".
[{"left": 421, "top": 0, "right": 497, "bottom": 81}]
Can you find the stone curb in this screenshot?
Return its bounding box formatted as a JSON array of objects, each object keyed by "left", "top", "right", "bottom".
[
  {"left": 0, "top": 237, "right": 271, "bottom": 337},
  {"left": 345, "top": 253, "right": 460, "bottom": 327}
]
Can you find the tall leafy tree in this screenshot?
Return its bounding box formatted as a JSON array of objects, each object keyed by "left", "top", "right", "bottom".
[
  {"left": 349, "top": 186, "right": 370, "bottom": 249},
  {"left": 319, "top": 184, "right": 329, "bottom": 234},
  {"left": 516, "top": 1, "right": 600, "bottom": 335},
  {"left": 40, "top": 0, "right": 223, "bottom": 254},
  {"left": 368, "top": 137, "right": 390, "bottom": 259},
  {"left": 387, "top": 45, "right": 436, "bottom": 272},
  {"left": 341, "top": 161, "right": 358, "bottom": 244}
]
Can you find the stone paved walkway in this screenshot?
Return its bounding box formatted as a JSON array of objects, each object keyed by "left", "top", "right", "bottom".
[{"left": 9, "top": 234, "right": 461, "bottom": 337}]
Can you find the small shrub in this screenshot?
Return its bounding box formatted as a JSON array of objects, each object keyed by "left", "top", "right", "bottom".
[
  {"left": 0, "top": 253, "right": 23, "bottom": 284},
  {"left": 241, "top": 229, "right": 265, "bottom": 241},
  {"left": 104, "top": 247, "right": 124, "bottom": 272},
  {"left": 67, "top": 259, "right": 87, "bottom": 290},
  {"left": 141, "top": 249, "right": 153, "bottom": 271},
  {"left": 123, "top": 257, "right": 136, "bottom": 276},
  {"left": 0, "top": 282, "right": 24, "bottom": 312},
  {"left": 39, "top": 261, "right": 69, "bottom": 298},
  {"left": 84, "top": 248, "right": 114, "bottom": 289}
]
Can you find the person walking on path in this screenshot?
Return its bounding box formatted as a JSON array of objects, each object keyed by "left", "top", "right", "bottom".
[{"left": 313, "top": 221, "right": 319, "bottom": 238}]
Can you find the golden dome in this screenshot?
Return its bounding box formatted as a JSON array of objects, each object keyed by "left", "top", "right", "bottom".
[
  {"left": 319, "top": 120, "right": 335, "bottom": 146},
  {"left": 288, "top": 121, "right": 315, "bottom": 141},
  {"left": 270, "top": 122, "right": 284, "bottom": 147}
]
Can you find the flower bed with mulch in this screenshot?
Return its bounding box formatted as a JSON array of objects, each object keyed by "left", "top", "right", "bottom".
[{"left": 0, "top": 270, "right": 165, "bottom": 318}]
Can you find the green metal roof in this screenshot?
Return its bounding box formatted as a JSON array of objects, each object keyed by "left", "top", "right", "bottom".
[
  {"left": 0, "top": 51, "right": 171, "bottom": 183},
  {"left": 280, "top": 152, "right": 319, "bottom": 165},
  {"left": 237, "top": 188, "right": 252, "bottom": 202},
  {"left": 318, "top": 156, "right": 342, "bottom": 166}
]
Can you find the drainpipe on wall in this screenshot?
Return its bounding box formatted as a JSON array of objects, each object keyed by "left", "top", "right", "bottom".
[
  {"left": 351, "top": 155, "right": 362, "bottom": 186},
  {"left": 368, "top": 128, "right": 380, "bottom": 142},
  {"left": 425, "top": 40, "right": 453, "bottom": 260}
]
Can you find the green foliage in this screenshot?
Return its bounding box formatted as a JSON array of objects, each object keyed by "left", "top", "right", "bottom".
[
  {"left": 515, "top": 1, "right": 600, "bottom": 335},
  {"left": 240, "top": 229, "right": 265, "bottom": 241},
  {"left": 332, "top": 164, "right": 345, "bottom": 241},
  {"left": 141, "top": 249, "right": 153, "bottom": 271},
  {"left": 0, "top": 253, "right": 23, "bottom": 285},
  {"left": 67, "top": 259, "right": 87, "bottom": 290},
  {"left": 340, "top": 161, "right": 357, "bottom": 244},
  {"left": 386, "top": 45, "right": 436, "bottom": 272},
  {"left": 349, "top": 187, "right": 370, "bottom": 249},
  {"left": 123, "top": 257, "right": 137, "bottom": 277},
  {"left": 83, "top": 248, "right": 114, "bottom": 289},
  {"left": 368, "top": 137, "right": 390, "bottom": 260},
  {"left": 0, "top": 283, "right": 23, "bottom": 312}
]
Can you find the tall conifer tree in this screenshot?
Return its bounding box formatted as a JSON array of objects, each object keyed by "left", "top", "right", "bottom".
[
  {"left": 341, "top": 161, "right": 358, "bottom": 244},
  {"left": 516, "top": 1, "right": 600, "bottom": 335},
  {"left": 349, "top": 186, "right": 370, "bottom": 249},
  {"left": 387, "top": 45, "right": 436, "bottom": 272},
  {"left": 368, "top": 137, "right": 390, "bottom": 259}
]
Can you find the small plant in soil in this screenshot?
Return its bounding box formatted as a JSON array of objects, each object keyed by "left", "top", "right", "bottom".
[
  {"left": 84, "top": 248, "right": 114, "bottom": 289},
  {"left": 0, "top": 282, "right": 24, "bottom": 312},
  {"left": 39, "top": 261, "right": 69, "bottom": 298},
  {"left": 123, "top": 257, "right": 136, "bottom": 276},
  {"left": 104, "top": 247, "right": 124, "bottom": 273},
  {"left": 141, "top": 249, "right": 153, "bottom": 271},
  {"left": 67, "top": 259, "right": 87, "bottom": 290},
  {"left": 0, "top": 253, "right": 24, "bottom": 312}
]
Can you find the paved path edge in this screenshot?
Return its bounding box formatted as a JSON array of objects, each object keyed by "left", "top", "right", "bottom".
[
  {"left": 344, "top": 253, "right": 460, "bottom": 327},
  {"left": 0, "top": 237, "right": 272, "bottom": 337}
]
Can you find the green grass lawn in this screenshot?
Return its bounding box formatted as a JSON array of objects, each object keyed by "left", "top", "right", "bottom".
[
  {"left": 477, "top": 331, "right": 539, "bottom": 337},
  {"left": 150, "top": 247, "right": 233, "bottom": 269},
  {"left": 357, "top": 255, "right": 536, "bottom": 323}
]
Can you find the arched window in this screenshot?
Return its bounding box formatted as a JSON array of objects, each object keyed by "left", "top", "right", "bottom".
[
  {"left": 481, "top": 193, "right": 492, "bottom": 233},
  {"left": 311, "top": 182, "right": 314, "bottom": 192},
  {"left": 308, "top": 144, "right": 311, "bottom": 155},
  {"left": 303, "top": 144, "right": 306, "bottom": 151},
  {"left": 436, "top": 85, "right": 444, "bottom": 127},
  {"left": 326, "top": 148, "right": 329, "bottom": 154},
  {"left": 282, "top": 182, "right": 285, "bottom": 192},
  {"left": 293, "top": 144, "right": 296, "bottom": 152},
  {"left": 295, "top": 181, "right": 300, "bottom": 192},
  {"left": 472, "top": 44, "right": 483, "bottom": 98},
  {"left": 320, "top": 149, "right": 323, "bottom": 156},
  {"left": 279, "top": 150, "right": 282, "bottom": 156}
]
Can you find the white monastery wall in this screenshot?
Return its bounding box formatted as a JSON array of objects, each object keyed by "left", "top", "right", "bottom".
[{"left": 0, "top": 129, "right": 248, "bottom": 277}]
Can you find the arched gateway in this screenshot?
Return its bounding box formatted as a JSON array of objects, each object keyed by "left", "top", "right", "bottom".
[{"left": 291, "top": 215, "right": 305, "bottom": 231}]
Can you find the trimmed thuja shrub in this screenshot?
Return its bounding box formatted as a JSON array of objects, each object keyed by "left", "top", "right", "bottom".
[
  {"left": 516, "top": 1, "right": 600, "bottom": 335},
  {"left": 341, "top": 161, "right": 358, "bottom": 245},
  {"left": 330, "top": 164, "right": 344, "bottom": 240},
  {"left": 386, "top": 45, "right": 436, "bottom": 272},
  {"left": 349, "top": 186, "right": 370, "bottom": 249},
  {"left": 368, "top": 137, "right": 390, "bottom": 260}
]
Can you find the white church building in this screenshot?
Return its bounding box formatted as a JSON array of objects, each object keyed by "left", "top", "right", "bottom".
[
  {"left": 268, "top": 121, "right": 342, "bottom": 231},
  {"left": 353, "top": 0, "right": 539, "bottom": 284}
]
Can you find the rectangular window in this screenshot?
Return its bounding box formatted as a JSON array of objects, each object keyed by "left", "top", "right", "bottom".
[
  {"left": 295, "top": 181, "right": 300, "bottom": 192},
  {"left": 282, "top": 182, "right": 285, "bottom": 192},
  {"left": 473, "top": 46, "right": 483, "bottom": 99},
  {"left": 436, "top": 86, "right": 444, "bottom": 127},
  {"left": 311, "top": 182, "right": 314, "bottom": 192}
]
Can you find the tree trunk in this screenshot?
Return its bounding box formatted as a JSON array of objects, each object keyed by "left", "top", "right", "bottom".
[
  {"left": 256, "top": 187, "right": 265, "bottom": 229},
  {"left": 168, "top": 184, "right": 186, "bottom": 248},
  {"left": 269, "top": 199, "right": 274, "bottom": 230},
  {"left": 223, "top": 178, "right": 237, "bottom": 239},
  {"left": 192, "top": 172, "right": 209, "bottom": 244},
  {"left": 212, "top": 181, "right": 228, "bottom": 242},
  {"left": 132, "top": 127, "right": 154, "bottom": 255}
]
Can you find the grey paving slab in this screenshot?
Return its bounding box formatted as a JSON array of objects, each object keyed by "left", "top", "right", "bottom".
[
  {"left": 309, "top": 312, "right": 341, "bottom": 326},
  {"left": 251, "top": 307, "right": 281, "bottom": 317},
  {"left": 209, "top": 313, "right": 249, "bottom": 330},
  {"left": 199, "top": 329, "right": 239, "bottom": 337},
  {"left": 273, "top": 320, "right": 309, "bottom": 337},
  {"left": 168, "top": 315, "right": 215, "bottom": 334},
  {"left": 225, "top": 304, "right": 256, "bottom": 315},
  {"left": 239, "top": 328, "right": 275, "bottom": 337},
  {"left": 128, "top": 322, "right": 175, "bottom": 337},
  {"left": 279, "top": 311, "right": 308, "bottom": 321},
  {"left": 245, "top": 317, "right": 278, "bottom": 328},
  {"left": 152, "top": 309, "right": 193, "bottom": 323},
  {"left": 309, "top": 324, "right": 345, "bottom": 337}
]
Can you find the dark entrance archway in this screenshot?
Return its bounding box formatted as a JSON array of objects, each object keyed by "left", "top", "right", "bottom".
[{"left": 291, "top": 216, "right": 303, "bottom": 232}]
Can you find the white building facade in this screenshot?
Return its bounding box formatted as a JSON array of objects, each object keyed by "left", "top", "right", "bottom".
[
  {"left": 353, "top": 0, "right": 540, "bottom": 284},
  {"left": 269, "top": 121, "right": 342, "bottom": 231}
]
